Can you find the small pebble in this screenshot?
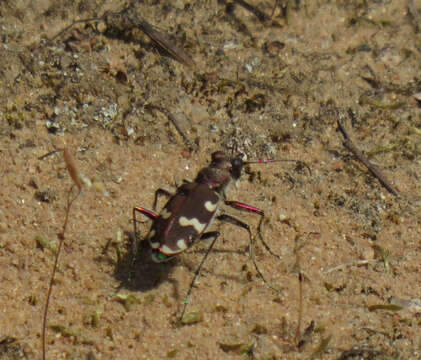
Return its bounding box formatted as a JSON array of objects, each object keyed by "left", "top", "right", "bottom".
[
  {"left": 181, "top": 312, "right": 202, "bottom": 324},
  {"left": 278, "top": 213, "right": 289, "bottom": 222},
  {"left": 96, "top": 21, "right": 107, "bottom": 33},
  {"left": 360, "top": 244, "right": 375, "bottom": 260},
  {"left": 190, "top": 103, "right": 208, "bottom": 123},
  {"left": 92, "top": 181, "right": 106, "bottom": 193},
  {"left": 264, "top": 41, "right": 285, "bottom": 56}
]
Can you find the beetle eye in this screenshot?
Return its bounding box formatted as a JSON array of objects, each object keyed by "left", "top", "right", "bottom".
[
  {"left": 211, "top": 151, "right": 225, "bottom": 162},
  {"left": 231, "top": 157, "right": 244, "bottom": 179},
  {"left": 231, "top": 157, "right": 243, "bottom": 168}
]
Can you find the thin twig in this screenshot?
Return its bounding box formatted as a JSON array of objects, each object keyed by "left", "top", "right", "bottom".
[
  {"left": 38, "top": 149, "right": 62, "bottom": 160},
  {"left": 293, "top": 239, "right": 303, "bottom": 347},
  {"left": 135, "top": 17, "right": 195, "bottom": 68},
  {"left": 270, "top": 0, "right": 280, "bottom": 17},
  {"left": 149, "top": 106, "right": 196, "bottom": 151},
  {"left": 48, "top": 17, "right": 103, "bottom": 43},
  {"left": 297, "top": 321, "right": 315, "bottom": 350},
  {"left": 337, "top": 121, "right": 399, "bottom": 197},
  {"left": 48, "top": 7, "right": 194, "bottom": 67},
  {"left": 166, "top": 112, "right": 197, "bottom": 152},
  {"left": 324, "top": 259, "right": 377, "bottom": 274},
  {"left": 234, "top": 0, "right": 274, "bottom": 24},
  {"left": 409, "top": 0, "right": 421, "bottom": 28},
  {"left": 294, "top": 272, "right": 303, "bottom": 346},
  {"left": 42, "top": 185, "right": 81, "bottom": 360},
  {"left": 106, "top": 8, "right": 195, "bottom": 67},
  {"left": 42, "top": 147, "right": 83, "bottom": 360}
]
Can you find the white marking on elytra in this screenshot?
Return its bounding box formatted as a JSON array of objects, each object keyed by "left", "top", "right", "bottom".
[
  {"left": 179, "top": 216, "right": 206, "bottom": 233},
  {"left": 160, "top": 244, "right": 180, "bottom": 255},
  {"left": 150, "top": 241, "right": 160, "bottom": 249},
  {"left": 161, "top": 208, "right": 171, "bottom": 219},
  {"left": 204, "top": 200, "right": 218, "bottom": 212},
  {"left": 148, "top": 230, "right": 160, "bottom": 249},
  {"left": 176, "top": 239, "right": 188, "bottom": 250}
]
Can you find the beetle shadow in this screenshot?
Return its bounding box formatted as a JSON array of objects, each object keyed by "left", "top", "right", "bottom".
[
  {"left": 180, "top": 246, "right": 256, "bottom": 285},
  {"left": 112, "top": 231, "right": 180, "bottom": 297},
  {"left": 110, "top": 231, "right": 266, "bottom": 300}
]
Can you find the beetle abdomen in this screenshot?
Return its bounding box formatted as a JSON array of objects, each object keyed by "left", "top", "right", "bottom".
[{"left": 148, "top": 183, "right": 220, "bottom": 261}]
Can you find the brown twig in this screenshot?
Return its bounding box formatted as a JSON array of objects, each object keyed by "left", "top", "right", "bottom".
[
  {"left": 42, "top": 148, "right": 83, "bottom": 360},
  {"left": 148, "top": 105, "right": 197, "bottom": 151},
  {"left": 270, "top": 0, "right": 280, "bottom": 17},
  {"left": 409, "top": 0, "right": 421, "bottom": 29},
  {"left": 38, "top": 149, "right": 62, "bottom": 160},
  {"left": 234, "top": 0, "right": 273, "bottom": 23},
  {"left": 292, "top": 235, "right": 316, "bottom": 350},
  {"left": 48, "top": 17, "right": 103, "bottom": 44},
  {"left": 135, "top": 17, "right": 195, "bottom": 68},
  {"left": 337, "top": 121, "right": 399, "bottom": 197},
  {"left": 232, "top": 0, "right": 283, "bottom": 27},
  {"left": 48, "top": 7, "right": 195, "bottom": 67},
  {"left": 293, "top": 237, "right": 303, "bottom": 347},
  {"left": 105, "top": 9, "right": 195, "bottom": 68},
  {"left": 294, "top": 272, "right": 303, "bottom": 346},
  {"left": 42, "top": 186, "right": 81, "bottom": 360}
]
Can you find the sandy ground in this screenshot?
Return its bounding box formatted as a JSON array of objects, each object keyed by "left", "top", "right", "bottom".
[{"left": 1, "top": 0, "right": 421, "bottom": 359}]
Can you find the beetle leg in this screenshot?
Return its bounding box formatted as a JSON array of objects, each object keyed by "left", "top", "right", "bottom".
[
  {"left": 152, "top": 188, "right": 173, "bottom": 210},
  {"left": 224, "top": 200, "right": 282, "bottom": 260},
  {"left": 224, "top": 200, "right": 264, "bottom": 216},
  {"left": 180, "top": 231, "right": 220, "bottom": 321},
  {"left": 217, "top": 212, "right": 280, "bottom": 292},
  {"left": 130, "top": 207, "right": 159, "bottom": 282},
  {"left": 132, "top": 207, "right": 158, "bottom": 238}
]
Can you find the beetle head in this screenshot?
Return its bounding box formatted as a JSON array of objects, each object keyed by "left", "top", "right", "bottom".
[
  {"left": 210, "top": 151, "right": 246, "bottom": 178},
  {"left": 230, "top": 154, "right": 245, "bottom": 180}
]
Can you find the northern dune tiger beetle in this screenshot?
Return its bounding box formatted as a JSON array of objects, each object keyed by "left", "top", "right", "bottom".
[{"left": 132, "top": 151, "right": 309, "bottom": 319}]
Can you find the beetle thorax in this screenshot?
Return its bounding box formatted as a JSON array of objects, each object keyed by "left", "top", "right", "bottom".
[
  {"left": 194, "top": 152, "right": 237, "bottom": 194},
  {"left": 195, "top": 166, "right": 231, "bottom": 190}
]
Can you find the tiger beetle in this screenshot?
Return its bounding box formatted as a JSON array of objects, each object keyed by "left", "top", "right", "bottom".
[{"left": 132, "top": 151, "right": 309, "bottom": 320}]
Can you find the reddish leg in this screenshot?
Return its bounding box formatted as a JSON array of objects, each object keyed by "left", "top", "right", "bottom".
[
  {"left": 225, "top": 200, "right": 281, "bottom": 260},
  {"left": 225, "top": 200, "right": 264, "bottom": 216},
  {"left": 132, "top": 188, "right": 173, "bottom": 255},
  {"left": 130, "top": 207, "right": 159, "bottom": 281},
  {"left": 132, "top": 207, "right": 158, "bottom": 242},
  {"left": 131, "top": 188, "right": 173, "bottom": 281}
]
